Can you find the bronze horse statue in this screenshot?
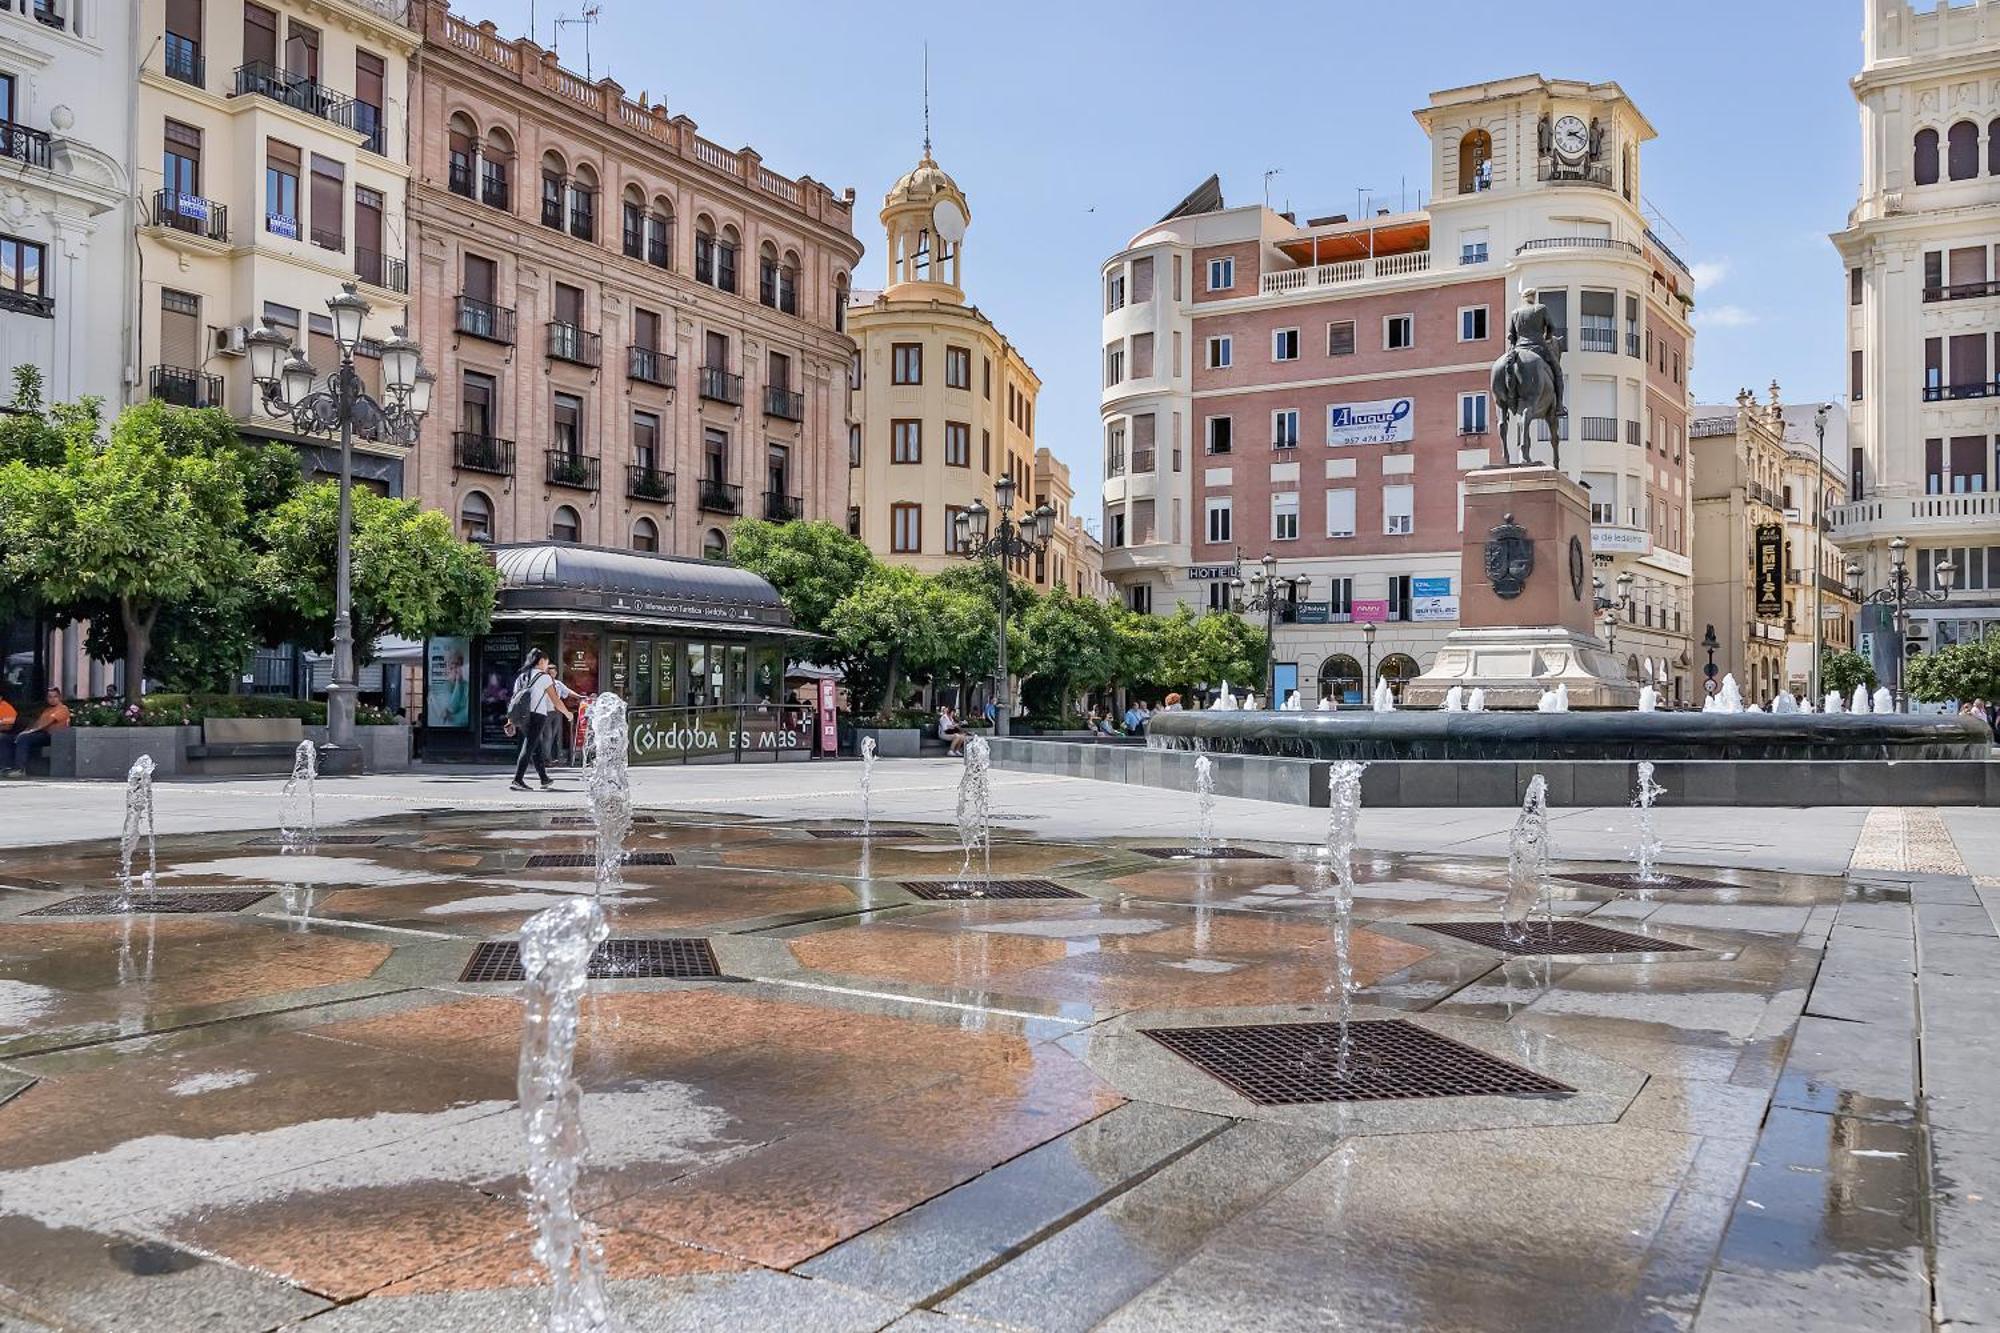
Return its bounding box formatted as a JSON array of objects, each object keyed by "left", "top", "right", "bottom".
[{"left": 1491, "top": 302, "right": 1565, "bottom": 470}]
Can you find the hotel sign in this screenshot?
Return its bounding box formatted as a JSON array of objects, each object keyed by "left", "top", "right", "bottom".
[
  {"left": 1326, "top": 397, "right": 1415, "bottom": 447},
  {"left": 1754, "top": 524, "right": 1785, "bottom": 620}
]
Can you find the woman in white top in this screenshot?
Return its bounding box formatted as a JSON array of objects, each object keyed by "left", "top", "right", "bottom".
[
  {"left": 938, "top": 704, "right": 967, "bottom": 756},
  {"left": 508, "top": 655, "right": 575, "bottom": 790}
]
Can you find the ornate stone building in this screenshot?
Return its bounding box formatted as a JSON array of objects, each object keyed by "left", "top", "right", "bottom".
[{"left": 405, "top": 0, "right": 862, "bottom": 557}]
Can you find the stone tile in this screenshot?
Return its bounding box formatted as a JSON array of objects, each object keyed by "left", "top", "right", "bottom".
[
  {"left": 1770, "top": 1014, "right": 1916, "bottom": 1123},
  {"left": 1715, "top": 1108, "right": 1923, "bottom": 1282},
  {"left": 1621, "top": 1078, "right": 1771, "bottom": 1142},
  {"left": 1930, "top": 1126, "right": 2000, "bottom": 1329},
  {"left": 1693, "top": 1259, "right": 1927, "bottom": 1332}
]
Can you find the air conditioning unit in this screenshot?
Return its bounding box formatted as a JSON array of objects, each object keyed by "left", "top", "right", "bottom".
[
  {"left": 1908, "top": 619, "right": 1932, "bottom": 641},
  {"left": 213, "top": 324, "right": 249, "bottom": 357}
]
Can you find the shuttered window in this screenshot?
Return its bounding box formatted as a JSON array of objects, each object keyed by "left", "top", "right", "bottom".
[
  {"left": 160, "top": 290, "right": 201, "bottom": 368},
  {"left": 309, "top": 154, "right": 343, "bottom": 250},
  {"left": 243, "top": 3, "right": 277, "bottom": 66},
  {"left": 463, "top": 254, "right": 496, "bottom": 303}
]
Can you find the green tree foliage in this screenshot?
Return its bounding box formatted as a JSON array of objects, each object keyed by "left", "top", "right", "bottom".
[
  {"left": 1107, "top": 606, "right": 1165, "bottom": 692},
  {"left": 255, "top": 482, "right": 499, "bottom": 663},
  {"left": 1905, "top": 638, "right": 2000, "bottom": 708},
  {"left": 825, "top": 565, "right": 962, "bottom": 715},
  {"left": 1014, "top": 589, "right": 1118, "bottom": 717},
  {"left": 1148, "top": 606, "right": 1266, "bottom": 694},
  {"left": 1820, "top": 649, "right": 1878, "bottom": 698},
  {"left": 728, "top": 518, "right": 875, "bottom": 645}
]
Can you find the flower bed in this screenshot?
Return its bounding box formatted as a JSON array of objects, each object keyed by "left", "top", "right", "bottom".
[{"left": 72, "top": 693, "right": 399, "bottom": 728}]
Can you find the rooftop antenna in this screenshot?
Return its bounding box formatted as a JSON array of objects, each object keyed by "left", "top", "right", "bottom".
[
  {"left": 553, "top": 4, "right": 601, "bottom": 80},
  {"left": 922, "top": 43, "right": 932, "bottom": 156},
  {"left": 1263, "top": 168, "right": 1282, "bottom": 210}
]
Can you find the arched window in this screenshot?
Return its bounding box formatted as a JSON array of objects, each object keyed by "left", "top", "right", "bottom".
[
  {"left": 834, "top": 272, "right": 849, "bottom": 333},
  {"left": 693, "top": 214, "right": 716, "bottom": 284},
  {"left": 568, "top": 163, "right": 598, "bottom": 240},
  {"left": 447, "top": 113, "right": 477, "bottom": 197},
  {"left": 1377, "top": 653, "right": 1421, "bottom": 701},
  {"left": 1949, "top": 121, "right": 1980, "bottom": 180},
  {"left": 1988, "top": 119, "right": 2000, "bottom": 175},
  {"left": 621, "top": 183, "right": 647, "bottom": 259},
  {"left": 1915, "top": 127, "right": 1941, "bottom": 185},
  {"left": 779, "top": 248, "right": 801, "bottom": 316},
  {"left": 1458, "top": 129, "right": 1492, "bottom": 195},
  {"left": 1622, "top": 144, "right": 1635, "bottom": 202},
  {"left": 716, "top": 224, "right": 740, "bottom": 294},
  {"left": 480, "top": 128, "right": 513, "bottom": 209},
  {"left": 551, "top": 505, "right": 581, "bottom": 543},
  {"left": 1318, "top": 654, "right": 1362, "bottom": 706},
  {"left": 1626, "top": 653, "right": 1641, "bottom": 682},
  {"left": 758, "top": 241, "right": 780, "bottom": 308},
  {"left": 648, "top": 195, "right": 674, "bottom": 269},
  {"left": 458, "top": 490, "right": 492, "bottom": 542},
  {"left": 631, "top": 517, "right": 658, "bottom": 552},
  {"left": 540, "top": 150, "right": 568, "bottom": 228},
  {"left": 702, "top": 527, "right": 727, "bottom": 560}
]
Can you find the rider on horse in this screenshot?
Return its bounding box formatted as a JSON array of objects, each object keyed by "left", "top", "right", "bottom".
[{"left": 1506, "top": 287, "right": 1565, "bottom": 420}]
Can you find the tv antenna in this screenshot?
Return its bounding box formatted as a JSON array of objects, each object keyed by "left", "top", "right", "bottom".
[
  {"left": 553, "top": 4, "right": 602, "bottom": 80},
  {"left": 1263, "top": 168, "right": 1283, "bottom": 209}
]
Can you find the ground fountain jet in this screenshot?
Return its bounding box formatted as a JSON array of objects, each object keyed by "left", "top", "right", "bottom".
[
  {"left": 1874, "top": 685, "right": 1895, "bottom": 714},
  {"left": 1443, "top": 685, "right": 1465, "bottom": 712},
  {"left": 858, "top": 736, "right": 877, "bottom": 836},
  {"left": 113, "top": 755, "right": 157, "bottom": 913},
  {"left": 1501, "top": 775, "right": 1552, "bottom": 942},
  {"left": 1372, "top": 680, "right": 1395, "bottom": 712},
  {"left": 1321, "top": 760, "right": 1367, "bottom": 1075},
  {"left": 515, "top": 691, "right": 629, "bottom": 1333},
  {"left": 1467, "top": 687, "right": 1487, "bottom": 712},
  {"left": 1192, "top": 754, "right": 1218, "bottom": 856},
  {"left": 1637, "top": 684, "right": 1658, "bottom": 712},
  {"left": 954, "top": 735, "right": 993, "bottom": 894},
  {"left": 1852, "top": 683, "right": 1871, "bottom": 714},
  {"left": 1632, "top": 761, "right": 1667, "bottom": 886},
  {"left": 280, "top": 741, "right": 318, "bottom": 850},
  {"left": 1825, "top": 690, "right": 1844, "bottom": 714}
]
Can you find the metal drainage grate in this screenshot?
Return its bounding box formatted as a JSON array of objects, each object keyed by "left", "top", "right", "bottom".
[
  {"left": 523, "top": 852, "right": 677, "bottom": 868},
  {"left": 1416, "top": 919, "right": 1699, "bottom": 957},
  {"left": 244, "top": 834, "right": 383, "bottom": 846},
  {"left": 1558, "top": 871, "right": 1739, "bottom": 893},
  {"left": 1141, "top": 1019, "right": 1574, "bottom": 1105},
  {"left": 807, "top": 828, "right": 934, "bottom": 840},
  {"left": 459, "top": 937, "right": 721, "bottom": 982},
  {"left": 900, "top": 879, "right": 1085, "bottom": 901},
  {"left": 548, "top": 815, "right": 659, "bottom": 828},
  {"left": 1132, "top": 846, "right": 1279, "bottom": 861},
  {"left": 24, "top": 890, "right": 273, "bottom": 918}
]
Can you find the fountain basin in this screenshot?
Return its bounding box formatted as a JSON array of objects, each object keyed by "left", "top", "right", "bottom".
[{"left": 1144, "top": 709, "right": 1993, "bottom": 763}]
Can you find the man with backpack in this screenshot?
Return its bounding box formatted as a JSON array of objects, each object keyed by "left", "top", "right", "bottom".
[{"left": 503, "top": 651, "right": 575, "bottom": 792}]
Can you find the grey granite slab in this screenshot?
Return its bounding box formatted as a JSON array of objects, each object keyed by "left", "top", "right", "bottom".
[{"left": 1771, "top": 1014, "right": 1917, "bottom": 1123}]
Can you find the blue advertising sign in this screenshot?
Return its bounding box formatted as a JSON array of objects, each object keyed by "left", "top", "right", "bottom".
[{"left": 1412, "top": 577, "right": 1453, "bottom": 598}]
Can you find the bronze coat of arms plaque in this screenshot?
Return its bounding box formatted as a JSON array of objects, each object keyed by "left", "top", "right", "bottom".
[{"left": 1485, "top": 514, "right": 1533, "bottom": 599}]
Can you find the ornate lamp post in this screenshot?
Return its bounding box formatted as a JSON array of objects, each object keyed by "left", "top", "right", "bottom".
[
  {"left": 1811, "top": 403, "right": 1833, "bottom": 703},
  {"left": 1361, "top": 621, "right": 1377, "bottom": 695},
  {"left": 1230, "top": 551, "right": 1309, "bottom": 707},
  {"left": 247, "top": 283, "right": 431, "bottom": 754},
  {"left": 952, "top": 474, "right": 1054, "bottom": 737},
  {"left": 1845, "top": 535, "right": 1952, "bottom": 712}
]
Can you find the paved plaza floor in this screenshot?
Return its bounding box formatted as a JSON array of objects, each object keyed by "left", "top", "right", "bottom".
[{"left": 0, "top": 759, "right": 1995, "bottom": 1331}]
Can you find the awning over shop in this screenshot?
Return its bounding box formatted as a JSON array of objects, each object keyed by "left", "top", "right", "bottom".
[{"left": 489, "top": 543, "right": 796, "bottom": 634}]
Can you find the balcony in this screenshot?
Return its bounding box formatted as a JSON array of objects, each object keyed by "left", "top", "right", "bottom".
[
  {"left": 309, "top": 226, "right": 344, "bottom": 253},
  {"left": 232, "top": 62, "right": 358, "bottom": 131},
  {"left": 1644, "top": 228, "right": 1693, "bottom": 278},
  {"left": 697, "top": 478, "right": 742, "bottom": 514},
  {"left": 626, "top": 464, "right": 675, "bottom": 504},
  {"left": 764, "top": 385, "right": 804, "bottom": 421},
  {"left": 1577, "top": 328, "right": 1618, "bottom": 355},
  {"left": 568, "top": 198, "right": 595, "bottom": 243},
  {"left": 356, "top": 248, "right": 407, "bottom": 294},
  {"left": 149, "top": 365, "right": 222, "bottom": 408},
  {"left": 545, "top": 448, "right": 600, "bottom": 491},
  {"left": 763, "top": 491, "right": 803, "bottom": 522},
  {"left": 1537, "top": 158, "right": 1614, "bottom": 188},
  {"left": 1132, "top": 448, "right": 1156, "bottom": 474},
  {"left": 1922, "top": 380, "right": 1999, "bottom": 402},
  {"left": 480, "top": 172, "right": 510, "bottom": 210},
  {"left": 1580, "top": 416, "right": 1619, "bottom": 442},
  {"left": 1830, "top": 490, "right": 2000, "bottom": 542},
  {"left": 0, "top": 124, "right": 51, "bottom": 171},
  {"left": 447, "top": 160, "right": 475, "bottom": 198},
  {"left": 540, "top": 192, "right": 563, "bottom": 229},
  {"left": 353, "top": 102, "right": 385, "bottom": 156},
  {"left": 455, "top": 296, "right": 515, "bottom": 344},
  {"left": 1924, "top": 280, "right": 2000, "bottom": 303},
  {"left": 546, "top": 322, "right": 601, "bottom": 368},
  {"left": 1259, "top": 250, "right": 1429, "bottom": 297},
  {"left": 0, "top": 287, "right": 53, "bottom": 318},
  {"left": 163, "top": 34, "right": 204, "bottom": 87},
  {"left": 149, "top": 189, "right": 228, "bottom": 242},
  {"left": 1516, "top": 236, "right": 1641, "bottom": 258},
  {"left": 452, "top": 432, "right": 514, "bottom": 476},
  {"left": 699, "top": 366, "right": 742, "bottom": 405},
  {"left": 628, "top": 346, "right": 675, "bottom": 387}
]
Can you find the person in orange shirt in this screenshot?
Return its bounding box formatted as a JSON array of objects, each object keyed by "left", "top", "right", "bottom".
[{"left": 1, "top": 687, "right": 69, "bottom": 776}]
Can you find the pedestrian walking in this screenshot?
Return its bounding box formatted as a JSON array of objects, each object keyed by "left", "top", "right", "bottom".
[{"left": 503, "top": 651, "right": 574, "bottom": 791}]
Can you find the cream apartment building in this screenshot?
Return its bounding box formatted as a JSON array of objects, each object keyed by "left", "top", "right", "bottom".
[
  {"left": 136, "top": 0, "right": 417, "bottom": 488},
  {"left": 848, "top": 149, "right": 1046, "bottom": 584},
  {"left": 1031, "top": 446, "right": 1107, "bottom": 598},
  {"left": 1834, "top": 0, "right": 2000, "bottom": 677},
  {"left": 1101, "top": 75, "right": 1699, "bottom": 704}
]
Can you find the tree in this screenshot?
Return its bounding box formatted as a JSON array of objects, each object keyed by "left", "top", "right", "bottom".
[
  {"left": 1014, "top": 589, "right": 1118, "bottom": 718},
  {"left": 1153, "top": 606, "right": 1266, "bottom": 694},
  {"left": 1820, "top": 649, "right": 1878, "bottom": 698},
  {"left": 824, "top": 566, "right": 962, "bottom": 716},
  {"left": 728, "top": 518, "right": 876, "bottom": 646},
  {"left": 1107, "top": 605, "right": 1165, "bottom": 695},
  {"left": 0, "top": 401, "right": 253, "bottom": 699},
  {"left": 255, "top": 482, "right": 499, "bottom": 662},
  {"left": 1905, "top": 638, "right": 2000, "bottom": 708}
]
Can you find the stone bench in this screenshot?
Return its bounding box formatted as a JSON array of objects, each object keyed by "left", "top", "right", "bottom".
[{"left": 186, "top": 717, "right": 306, "bottom": 771}]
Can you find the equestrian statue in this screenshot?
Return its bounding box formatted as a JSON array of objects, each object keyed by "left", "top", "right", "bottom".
[{"left": 1491, "top": 288, "right": 1566, "bottom": 470}]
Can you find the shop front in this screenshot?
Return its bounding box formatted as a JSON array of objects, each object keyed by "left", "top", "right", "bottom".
[{"left": 423, "top": 543, "right": 820, "bottom": 765}]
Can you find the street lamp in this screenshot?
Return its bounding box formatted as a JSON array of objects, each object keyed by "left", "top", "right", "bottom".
[
  {"left": 1701, "top": 623, "right": 1719, "bottom": 691},
  {"left": 1846, "top": 535, "right": 1952, "bottom": 712},
  {"left": 1601, "top": 607, "right": 1620, "bottom": 661},
  {"left": 247, "top": 283, "right": 429, "bottom": 756},
  {"left": 1361, "top": 621, "right": 1377, "bottom": 697},
  {"left": 1811, "top": 403, "right": 1832, "bottom": 703},
  {"left": 1231, "top": 550, "right": 1309, "bottom": 707},
  {"left": 951, "top": 476, "right": 1055, "bottom": 737}
]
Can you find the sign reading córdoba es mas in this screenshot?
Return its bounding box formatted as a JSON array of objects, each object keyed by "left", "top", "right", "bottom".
[{"left": 1326, "top": 397, "right": 1415, "bottom": 447}]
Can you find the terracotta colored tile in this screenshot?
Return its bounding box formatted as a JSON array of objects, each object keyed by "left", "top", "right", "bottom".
[{"left": 379, "top": 1225, "right": 746, "bottom": 1297}]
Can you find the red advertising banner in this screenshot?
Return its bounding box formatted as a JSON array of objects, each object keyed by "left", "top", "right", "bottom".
[
  {"left": 817, "top": 679, "right": 838, "bottom": 755},
  {"left": 1352, "top": 599, "right": 1391, "bottom": 623}
]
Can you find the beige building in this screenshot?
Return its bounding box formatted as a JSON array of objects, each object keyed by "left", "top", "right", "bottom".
[
  {"left": 137, "top": 0, "right": 419, "bottom": 488},
  {"left": 847, "top": 149, "right": 1045, "bottom": 583},
  {"left": 1031, "top": 447, "right": 1108, "bottom": 598},
  {"left": 1690, "top": 386, "right": 1857, "bottom": 701}
]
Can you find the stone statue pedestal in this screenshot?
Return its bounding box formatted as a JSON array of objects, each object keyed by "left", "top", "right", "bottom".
[{"left": 1403, "top": 466, "right": 1638, "bottom": 709}]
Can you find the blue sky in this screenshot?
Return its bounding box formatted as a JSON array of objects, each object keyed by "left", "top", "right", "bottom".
[{"left": 460, "top": 0, "right": 1865, "bottom": 525}]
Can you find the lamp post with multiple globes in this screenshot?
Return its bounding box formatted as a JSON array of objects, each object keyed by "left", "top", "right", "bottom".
[
  {"left": 1231, "top": 552, "right": 1309, "bottom": 708},
  {"left": 951, "top": 475, "right": 1055, "bottom": 737},
  {"left": 246, "top": 283, "right": 432, "bottom": 754},
  {"left": 1845, "top": 536, "right": 1952, "bottom": 713}
]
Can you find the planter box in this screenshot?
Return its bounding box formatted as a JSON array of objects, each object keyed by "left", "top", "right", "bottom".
[
  {"left": 49, "top": 726, "right": 201, "bottom": 780},
  {"left": 855, "top": 726, "right": 921, "bottom": 759},
  {"left": 305, "top": 724, "right": 413, "bottom": 772}
]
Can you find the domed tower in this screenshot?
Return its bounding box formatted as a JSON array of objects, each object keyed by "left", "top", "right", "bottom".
[{"left": 881, "top": 150, "right": 969, "bottom": 301}]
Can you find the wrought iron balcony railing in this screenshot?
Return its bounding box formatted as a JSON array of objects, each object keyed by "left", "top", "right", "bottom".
[
  {"left": 150, "top": 188, "right": 228, "bottom": 242},
  {"left": 232, "top": 62, "right": 357, "bottom": 130},
  {"left": 149, "top": 365, "right": 222, "bottom": 409},
  {"left": 764, "top": 385, "right": 804, "bottom": 420},
  {"left": 697, "top": 478, "right": 742, "bottom": 514},
  {"left": 699, "top": 366, "right": 742, "bottom": 404},
  {"left": 626, "top": 464, "right": 675, "bottom": 504},
  {"left": 628, "top": 346, "right": 675, "bottom": 387},
  {"left": 455, "top": 296, "right": 516, "bottom": 344},
  {"left": 452, "top": 432, "right": 515, "bottom": 476},
  {"left": 546, "top": 322, "right": 601, "bottom": 368},
  {"left": 545, "top": 448, "right": 600, "bottom": 491},
  {"left": 356, "top": 248, "right": 407, "bottom": 293},
  {"left": 763, "top": 491, "right": 803, "bottom": 522}
]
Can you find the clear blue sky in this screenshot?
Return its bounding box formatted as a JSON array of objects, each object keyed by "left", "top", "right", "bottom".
[{"left": 460, "top": 0, "right": 1863, "bottom": 527}]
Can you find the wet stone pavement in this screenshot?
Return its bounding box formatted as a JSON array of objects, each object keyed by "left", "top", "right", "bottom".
[{"left": 0, "top": 796, "right": 1989, "bottom": 1332}]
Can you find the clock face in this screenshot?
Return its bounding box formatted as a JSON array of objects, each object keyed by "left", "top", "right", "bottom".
[{"left": 1554, "top": 115, "right": 1589, "bottom": 158}]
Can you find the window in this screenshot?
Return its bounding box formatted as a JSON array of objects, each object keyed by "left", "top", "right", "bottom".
[
  {"left": 285, "top": 20, "right": 321, "bottom": 79},
  {"left": 460, "top": 369, "right": 496, "bottom": 439},
  {"left": 848, "top": 423, "right": 861, "bottom": 467},
  {"left": 165, "top": 0, "right": 203, "bottom": 85},
  {"left": 945, "top": 345, "right": 970, "bottom": 389},
  {"left": 1207, "top": 580, "right": 1231, "bottom": 612},
  {"left": 163, "top": 119, "right": 202, "bottom": 199},
  {"left": 846, "top": 506, "right": 861, "bottom": 537},
  {"left": 1850, "top": 266, "right": 1864, "bottom": 306},
  {"left": 1273, "top": 328, "right": 1299, "bottom": 361},
  {"left": 458, "top": 491, "right": 492, "bottom": 543},
  {"left": 703, "top": 528, "right": 728, "bottom": 560},
  {"left": 354, "top": 49, "right": 385, "bottom": 153},
  {"left": 265, "top": 139, "right": 300, "bottom": 238},
  {"left": 1132, "top": 255, "right": 1154, "bottom": 302},
  {"left": 244, "top": 3, "right": 278, "bottom": 65},
  {"left": 1916, "top": 127, "right": 1941, "bottom": 186},
  {"left": 1326, "top": 488, "right": 1356, "bottom": 538},
  {"left": 1949, "top": 121, "right": 1980, "bottom": 181},
  {"left": 1459, "top": 306, "right": 1489, "bottom": 341},
  {"left": 305, "top": 155, "right": 344, "bottom": 250},
  {"left": 982, "top": 429, "right": 991, "bottom": 473},
  {"left": 1108, "top": 510, "right": 1126, "bottom": 547},
  {"left": 1207, "top": 256, "right": 1234, "bottom": 291},
  {"left": 1459, "top": 392, "right": 1489, "bottom": 434},
  {"left": 1851, "top": 348, "right": 1864, "bottom": 402},
  {"left": 552, "top": 392, "right": 583, "bottom": 455},
  {"left": 1459, "top": 227, "right": 1490, "bottom": 265},
  {"left": 944, "top": 504, "right": 969, "bottom": 553},
  {"left": 892, "top": 419, "right": 921, "bottom": 463},
  {"left": 1383, "top": 484, "right": 1414, "bottom": 535},
  {"left": 1206, "top": 416, "right": 1232, "bottom": 455},
  {"left": 632, "top": 410, "right": 660, "bottom": 472},
  {"left": 1105, "top": 342, "right": 1124, "bottom": 386},
  {"left": 892, "top": 342, "right": 922, "bottom": 384},
  {"left": 1273, "top": 409, "right": 1299, "bottom": 448},
  {"left": 1387, "top": 575, "right": 1413, "bottom": 622},
  {"left": 1106, "top": 270, "right": 1125, "bottom": 312},
  {"left": 551, "top": 505, "right": 581, "bottom": 543},
  {"left": 1328, "top": 321, "right": 1356, "bottom": 356},
  {"left": 630, "top": 517, "right": 660, "bottom": 552},
  {"left": 1205, "top": 496, "right": 1232, "bottom": 544},
  {"left": 694, "top": 223, "right": 715, "bottom": 283},
  {"left": 1459, "top": 129, "right": 1493, "bottom": 193},
  {"left": 1206, "top": 335, "right": 1232, "bottom": 369},
  {"left": 703, "top": 426, "right": 729, "bottom": 482},
  {"left": 1129, "top": 585, "right": 1152, "bottom": 614},
  {"left": 1385, "top": 315, "right": 1414, "bottom": 350},
  {"left": 1106, "top": 421, "right": 1127, "bottom": 476},
  {"left": 944, "top": 421, "right": 970, "bottom": 468},
  {"left": 982, "top": 356, "right": 992, "bottom": 398},
  {"left": 891, "top": 502, "right": 921, "bottom": 553},
  {"left": 1272, "top": 493, "right": 1299, "bottom": 541}
]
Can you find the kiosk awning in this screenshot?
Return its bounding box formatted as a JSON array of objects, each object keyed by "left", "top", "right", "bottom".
[{"left": 488, "top": 543, "right": 797, "bottom": 632}]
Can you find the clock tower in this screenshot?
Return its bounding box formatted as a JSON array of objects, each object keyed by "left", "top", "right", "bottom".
[{"left": 881, "top": 151, "right": 971, "bottom": 303}]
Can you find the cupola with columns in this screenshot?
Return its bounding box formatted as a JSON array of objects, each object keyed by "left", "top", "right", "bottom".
[{"left": 881, "top": 149, "right": 970, "bottom": 302}]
